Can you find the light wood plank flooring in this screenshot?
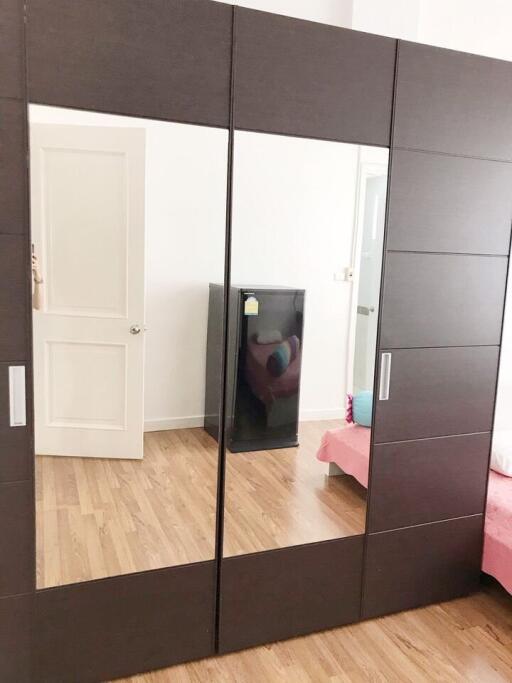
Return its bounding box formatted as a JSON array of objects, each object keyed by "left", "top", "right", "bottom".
[
  {"left": 224, "top": 420, "right": 366, "bottom": 556},
  {"left": 114, "top": 581, "right": 512, "bottom": 683},
  {"left": 36, "top": 420, "right": 366, "bottom": 588},
  {"left": 36, "top": 428, "right": 219, "bottom": 588}
]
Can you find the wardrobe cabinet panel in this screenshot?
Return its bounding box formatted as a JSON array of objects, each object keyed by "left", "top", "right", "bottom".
[
  {"left": 219, "top": 537, "right": 364, "bottom": 653},
  {"left": 26, "top": 0, "right": 232, "bottom": 128},
  {"left": 395, "top": 42, "right": 512, "bottom": 160},
  {"left": 368, "top": 433, "right": 491, "bottom": 532},
  {"left": 374, "top": 346, "right": 499, "bottom": 443},
  {"left": 0, "top": 364, "right": 31, "bottom": 483},
  {"left": 0, "top": 481, "right": 33, "bottom": 597},
  {"left": 362, "top": 515, "right": 482, "bottom": 619},
  {"left": 234, "top": 8, "right": 396, "bottom": 145},
  {"left": 0, "top": 235, "right": 28, "bottom": 362},
  {"left": 0, "top": 98, "right": 27, "bottom": 235},
  {"left": 387, "top": 150, "right": 512, "bottom": 255},
  {"left": 35, "top": 562, "right": 216, "bottom": 683},
  {"left": 0, "top": 594, "right": 32, "bottom": 683},
  {"left": 380, "top": 253, "right": 507, "bottom": 348},
  {"left": 0, "top": 0, "right": 25, "bottom": 99}
]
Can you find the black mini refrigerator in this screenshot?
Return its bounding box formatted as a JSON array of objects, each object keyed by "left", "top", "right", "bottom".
[{"left": 205, "top": 285, "right": 305, "bottom": 452}]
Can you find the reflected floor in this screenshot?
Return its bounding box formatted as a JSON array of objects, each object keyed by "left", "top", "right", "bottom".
[
  {"left": 224, "top": 420, "right": 367, "bottom": 556},
  {"left": 36, "top": 428, "right": 218, "bottom": 588},
  {"left": 36, "top": 420, "right": 367, "bottom": 588}
]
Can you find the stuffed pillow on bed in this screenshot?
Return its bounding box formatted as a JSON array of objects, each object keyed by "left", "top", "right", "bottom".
[
  {"left": 491, "top": 430, "right": 512, "bottom": 477},
  {"left": 346, "top": 391, "right": 373, "bottom": 427}
]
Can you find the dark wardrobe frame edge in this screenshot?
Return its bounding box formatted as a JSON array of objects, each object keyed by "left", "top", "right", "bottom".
[{"left": 361, "top": 36, "right": 400, "bottom": 619}]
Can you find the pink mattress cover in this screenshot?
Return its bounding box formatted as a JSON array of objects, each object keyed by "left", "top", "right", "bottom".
[
  {"left": 316, "top": 425, "right": 370, "bottom": 488},
  {"left": 483, "top": 470, "right": 512, "bottom": 594}
]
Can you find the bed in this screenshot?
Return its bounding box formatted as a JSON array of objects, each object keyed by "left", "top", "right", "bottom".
[
  {"left": 316, "top": 424, "right": 370, "bottom": 488},
  {"left": 317, "top": 426, "right": 512, "bottom": 595},
  {"left": 482, "top": 471, "right": 512, "bottom": 594}
]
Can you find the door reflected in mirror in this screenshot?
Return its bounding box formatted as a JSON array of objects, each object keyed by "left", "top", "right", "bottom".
[
  {"left": 30, "top": 105, "right": 228, "bottom": 588},
  {"left": 217, "top": 131, "right": 388, "bottom": 556}
]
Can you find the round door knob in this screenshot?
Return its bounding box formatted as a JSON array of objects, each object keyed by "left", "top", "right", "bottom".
[{"left": 130, "top": 324, "right": 142, "bottom": 335}]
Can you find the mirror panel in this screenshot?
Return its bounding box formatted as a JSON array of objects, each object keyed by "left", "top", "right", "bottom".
[
  {"left": 30, "top": 105, "right": 228, "bottom": 588},
  {"left": 220, "top": 131, "right": 388, "bottom": 556}
]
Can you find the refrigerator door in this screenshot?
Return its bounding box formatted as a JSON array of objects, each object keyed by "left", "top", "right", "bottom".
[{"left": 231, "top": 288, "right": 305, "bottom": 452}]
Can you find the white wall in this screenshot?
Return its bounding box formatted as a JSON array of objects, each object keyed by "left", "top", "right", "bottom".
[
  {"left": 219, "top": 0, "right": 353, "bottom": 27},
  {"left": 219, "top": 0, "right": 512, "bottom": 61},
  {"left": 232, "top": 131, "right": 360, "bottom": 420},
  {"left": 418, "top": 0, "right": 512, "bottom": 61},
  {"left": 352, "top": 0, "right": 420, "bottom": 39},
  {"left": 29, "top": 106, "right": 228, "bottom": 432},
  {"left": 142, "top": 125, "right": 227, "bottom": 430}
]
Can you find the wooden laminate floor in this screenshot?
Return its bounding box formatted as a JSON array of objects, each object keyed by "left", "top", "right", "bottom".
[
  {"left": 114, "top": 581, "right": 512, "bottom": 683},
  {"left": 36, "top": 420, "right": 366, "bottom": 588},
  {"left": 224, "top": 420, "right": 366, "bottom": 556}
]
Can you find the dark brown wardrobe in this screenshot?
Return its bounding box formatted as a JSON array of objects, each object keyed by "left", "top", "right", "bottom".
[{"left": 0, "top": 1, "right": 510, "bottom": 681}]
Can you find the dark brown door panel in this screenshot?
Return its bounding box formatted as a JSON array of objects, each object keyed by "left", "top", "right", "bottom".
[
  {"left": 35, "top": 561, "right": 216, "bottom": 683},
  {"left": 219, "top": 537, "right": 364, "bottom": 654},
  {"left": 362, "top": 515, "right": 482, "bottom": 619},
  {"left": 394, "top": 41, "right": 512, "bottom": 160},
  {"left": 0, "top": 234, "right": 28, "bottom": 361},
  {"left": 387, "top": 150, "right": 512, "bottom": 255},
  {"left": 368, "top": 433, "right": 491, "bottom": 532},
  {"left": 26, "top": 0, "right": 233, "bottom": 128},
  {"left": 0, "top": 363, "right": 31, "bottom": 483},
  {"left": 0, "top": 481, "right": 33, "bottom": 597},
  {"left": 374, "top": 346, "right": 499, "bottom": 443},
  {"left": 234, "top": 7, "right": 396, "bottom": 145},
  {"left": 380, "top": 253, "right": 507, "bottom": 348},
  {"left": 0, "top": 98, "right": 27, "bottom": 235},
  {"left": 0, "top": 593, "right": 32, "bottom": 683},
  {"left": 0, "top": 0, "right": 25, "bottom": 99}
]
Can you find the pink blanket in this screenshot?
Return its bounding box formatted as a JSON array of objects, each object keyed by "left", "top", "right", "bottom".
[
  {"left": 483, "top": 471, "right": 512, "bottom": 594},
  {"left": 316, "top": 425, "right": 370, "bottom": 488}
]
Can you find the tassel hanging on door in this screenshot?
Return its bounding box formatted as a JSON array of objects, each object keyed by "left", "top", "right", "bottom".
[{"left": 32, "top": 247, "right": 44, "bottom": 311}]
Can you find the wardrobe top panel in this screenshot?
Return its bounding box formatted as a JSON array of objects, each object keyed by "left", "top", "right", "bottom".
[
  {"left": 233, "top": 7, "right": 396, "bottom": 146},
  {"left": 394, "top": 41, "right": 512, "bottom": 160},
  {"left": 26, "top": 0, "right": 233, "bottom": 128}
]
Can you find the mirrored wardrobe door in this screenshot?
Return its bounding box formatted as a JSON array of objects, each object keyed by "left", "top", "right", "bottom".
[
  {"left": 29, "top": 104, "right": 228, "bottom": 588},
  {"left": 218, "top": 130, "right": 388, "bottom": 557},
  {"left": 216, "top": 129, "right": 388, "bottom": 651}
]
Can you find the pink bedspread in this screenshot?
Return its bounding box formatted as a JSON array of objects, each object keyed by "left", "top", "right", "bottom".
[
  {"left": 316, "top": 425, "right": 370, "bottom": 488},
  {"left": 483, "top": 470, "right": 512, "bottom": 594}
]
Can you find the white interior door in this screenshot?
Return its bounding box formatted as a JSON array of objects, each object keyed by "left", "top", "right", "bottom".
[
  {"left": 349, "top": 165, "right": 387, "bottom": 395},
  {"left": 30, "top": 123, "right": 146, "bottom": 459}
]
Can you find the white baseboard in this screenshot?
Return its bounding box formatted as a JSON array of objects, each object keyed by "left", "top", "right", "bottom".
[
  {"left": 144, "top": 416, "right": 205, "bottom": 432},
  {"left": 299, "top": 408, "right": 345, "bottom": 421},
  {"left": 145, "top": 409, "right": 344, "bottom": 432}
]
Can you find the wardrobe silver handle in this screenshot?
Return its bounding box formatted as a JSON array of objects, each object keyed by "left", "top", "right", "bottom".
[
  {"left": 378, "top": 353, "right": 392, "bottom": 401},
  {"left": 9, "top": 365, "right": 26, "bottom": 427}
]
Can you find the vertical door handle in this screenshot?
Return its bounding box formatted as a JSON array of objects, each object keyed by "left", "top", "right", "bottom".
[
  {"left": 378, "top": 353, "right": 392, "bottom": 401},
  {"left": 9, "top": 366, "right": 26, "bottom": 427}
]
